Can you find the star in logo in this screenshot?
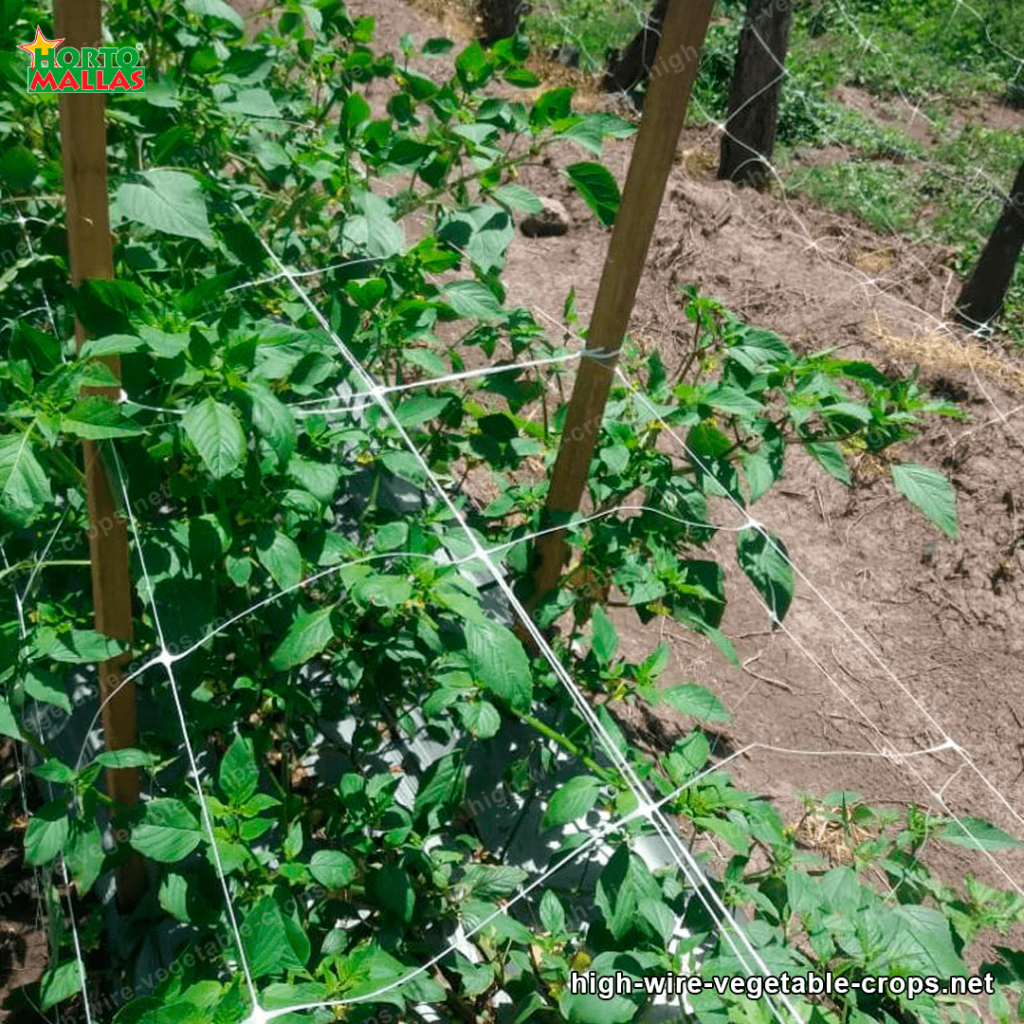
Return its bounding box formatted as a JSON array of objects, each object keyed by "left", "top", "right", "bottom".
[{"left": 18, "top": 25, "right": 64, "bottom": 67}]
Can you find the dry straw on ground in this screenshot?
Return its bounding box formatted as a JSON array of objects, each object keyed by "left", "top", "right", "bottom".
[{"left": 873, "top": 322, "right": 1024, "bottom": 393}]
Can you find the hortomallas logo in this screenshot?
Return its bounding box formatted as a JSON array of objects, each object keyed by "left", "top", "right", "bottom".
[{"left": 18, "top": 25, "right": 145, "bottom": 93}]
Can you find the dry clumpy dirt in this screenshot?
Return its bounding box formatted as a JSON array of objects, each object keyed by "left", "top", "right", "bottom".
[{"left": 7, "top": 0, "right": 1024, "bottom": 1016}]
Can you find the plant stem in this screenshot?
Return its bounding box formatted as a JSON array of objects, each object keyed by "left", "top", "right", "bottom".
[
  {"left": 673, "top": 318, "right": 703, "bottom": 384},
  {"left": 510, "top": 708, "right": 614, "bottom": 782}
]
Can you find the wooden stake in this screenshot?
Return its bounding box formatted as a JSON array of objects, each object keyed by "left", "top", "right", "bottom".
[
  {"left": 527, "top": 0, "right": 715, "bottom": 610},
  {"left": 55, "top": 0, "right": 146, "bottom": 912}
]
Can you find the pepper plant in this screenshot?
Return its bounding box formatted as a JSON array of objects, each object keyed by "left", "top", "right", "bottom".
[{"left": 1, "top": 2, "right": 1022, "bottom": 1023}]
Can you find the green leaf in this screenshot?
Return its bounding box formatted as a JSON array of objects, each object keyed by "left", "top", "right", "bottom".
[
  {"left": 131, "top": 799, "right": 203, "bottom": 862},
  {"left": 0, "top": 695, "right": 24, "bottom": 740},
  {"left": 246, "top": 384, "right": 296, "bottom": 467},
  {"left": 65, "top": 820, "right": 104, "bottom": 895},
  {"left": 288, "top": 456, "right": 340, "bottom": 503},
  {"left": 438, "top": 205, "right": 514, "bottom": 275},
  {"left": 93, "top": 748, "right": 158, "bottom": 769},
  {"left": 222, "top": 87, "right": 280, "bottom": 118},
  {"left": 503, "top": 67, "right": 539, "bottom": 87},
  {"left": 243, "top": 897, "right": 308, "bottom": 978},
  {"left": 892, "top": 462, "right": 959, "bottom": 541},
  {"left": 422, "top": 37, "right": 454, "bottom": 55},
  {"left": 939, "top": 818, "right": 1024, "bottom": 851},
  {"left": 13, "top": 324, "right": 61, "bottom": 374},
  {"left": 595, "top": 846, "right": 661, "bottom": 941},
  {"left": 695, "top": 814, "right": 750, "bottom": 855},
  {"left": 380, "top": 449, "right": 427, "bottom": 487},
  {"left": 460, "top": 700, "right": 501, "bottom": 739},
  {"left": 63, "top": 397, "right": 145, "bottom": 439},
  {"left": 558, "top": 118, "right": 607, "bottom": 155},
  {"left": 352, "top": 574, "right": 412, "bottom": 609},
  {"left": 888, "top": 905, "right": 966, "bottom": 976},
  {"left": 600, "top": 443, "right": 630, "bottom": 475},
  {"left": 256, "top": 530, "right": 303, "bottom": 592},
  {"left": 25, "top": 799, "right": 70, "bottom": 866},
  {"left": 734, "top": 327, "right": 793, "bottom": 362},
  {"left": 414, "top": 751, "right": 465, "bottom": 822},
  {"left": 31, "top": 628, "right": 125, "bottom": 664},
  {"left": 0, "top": 434, "right": 52, "bottom": 526},
  {"left": 310, "top": 850, "right": 358, "bottom": 889},
  {"left": 460, "top": 864, "right": 527, "bottom": 899},
  {"left": 454, "top": 40, "right": 492, "bottom": 89},
  {"left": 491, "top": 184, "right": 544, "bottom": 214},
  {"left": 115, "top": 170, "right": 214, "bottom": 245},
  {"left": 466, "top": 618, "right": 533, "bottom": 711},
  {"left": 638, "top": 898, "right": 676, "bottom": 946},
  {"left": 220, "top": 733, "right": 258, "bottom": 805},
  {"left": 140, "top": 325, "right": 191, "bottom": 358},
  {"left": 183, "top": 0, "right": 244, "bottom": 30},
  {"left": 542, "top": 775, "right": 602, "bottom": 832},
  {"left": 597, "top": 704, "right": 628, "bottom": 759},
  {"left": 370, "top": 864, "right": 416, "bottom": 923},
  {"left": 394, "top": 395, "right": 452, "bottom": 428},
  {"left": 182, "top": 398, "right": 246, "bottom": 479},
  {"left": 342, "top": 192, "right": 403, "bottom": 259},
  {"left": 40, "top": 960, "right": 83, "bottom": 1012},
  {"left": 703, "top": 383, "right": 763, "bottom": 418},
  {"left": 539, "top": 890, "right": 567, "bottom": 934},
  {"left": 821, "top": 400, "right": 872, "bottom": 424},
  {"left": 558, "top": 113, "right": 636, "bottom": 155},
  {"left": 736, "top": 526, "right": 794, "bottom": 625},
  {"left": 566, "top": 162, "right": 621, "bottom": 226},
  {"left": 741, "top": 428, "right": 784, "bottom": 504},
  {"left": 590, "top": 606, "right": 618, "bottom": 665},
  {"left": 157, "top": 873, "right": 191, "bottom": 924},
  {"left": 661, "top": 683, "right": 730, "bottom": 723},
  {"left": 270, "top": 606, "right": 335, "bottom": 671},
  {"left": 374, "top": 521, "right": 409, "bottom": 552},
  {"left": 284, "top": 820, "right": 303, "bottom": 861},
  {"left": 31, "top": 760, "right": 76, "bottom": 784},
  {"left": 807, "top": 440, "right": 851, "bottom": 486},
  {"left": 0, "top": 145, "right": 37, "bottom": 190},
  {"left": 530, "top": 87, "right": 574, "bottom": 127},
  {"left": 404, "top": 347, "right": 447, "bottom": 377},
  {"left": 442, "top": 280, "right": 503, "bottom": 320},
  {"left": 259, "top": 983, "right": 332, "bottom": 1010}
]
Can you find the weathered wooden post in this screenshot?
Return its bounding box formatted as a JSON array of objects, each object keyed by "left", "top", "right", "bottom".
[
  {"left": 955, "top": 159, "right": 1024, "bottom": 330},
  {"left": 55, "top": 0, "right": 146, "bottom": 911},
  {"left": 527, "top": 0, "right": 715, "bottom": 611},
  {"left": 718, "top": 0, "right": 794, "bottom": 189}
]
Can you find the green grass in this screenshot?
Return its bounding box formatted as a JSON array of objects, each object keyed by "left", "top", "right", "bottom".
[
  {"left": 793, "top": 0, "right": 1024, "bottom": 105},
  {"left": 790, "top": 160, "right": 920, "bottom": 233},
  {"left": 524, "top": 0, "right": 646, "bottom": 71}
]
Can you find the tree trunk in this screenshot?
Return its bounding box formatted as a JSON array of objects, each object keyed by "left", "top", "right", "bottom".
[
  {"left": 955, "top": 159, "right": 1024, "bottom": 331},
  {"left": 718, "top": 0, "right": 793, "bottom": 189},
  {"left": 477, "top": 0, "right": 528, "bottom": 46},
  {"left": 603, "top": 0, "right": 669, "bottom": 100}
]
